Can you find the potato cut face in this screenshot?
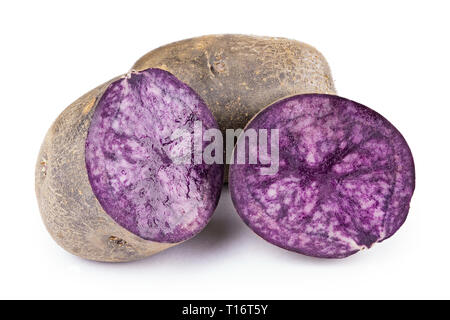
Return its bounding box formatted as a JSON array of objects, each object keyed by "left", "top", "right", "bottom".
[
  {"left": 229, "top": 94, "right": 415, "bottom": 258},
  {"left": 86, "top": 68, "right": 223, "bottom": 243}
]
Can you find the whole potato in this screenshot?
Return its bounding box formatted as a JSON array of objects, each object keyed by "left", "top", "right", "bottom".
[{"left": 132, "top": 34, "right": 336, "bottom": 180}]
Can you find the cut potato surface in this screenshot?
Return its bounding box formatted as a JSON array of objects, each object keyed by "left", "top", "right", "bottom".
[
  {"left": 86, "top": 68, "right": 223, "bottom": 243},
  {"left": 229, "top": 94, "right": 415, "bottom": 258}
]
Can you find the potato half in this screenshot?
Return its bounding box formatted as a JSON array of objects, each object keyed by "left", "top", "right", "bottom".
[{"left": 36, "top": 69, "right": 223, "bottom": 262}]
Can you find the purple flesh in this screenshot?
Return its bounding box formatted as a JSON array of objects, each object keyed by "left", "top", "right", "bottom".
[
  {"left": 85, "top": 68, "right": 223, "bottom": 243},
  {"left": 229, "top": 94, "right": 415, "bottom": 258}
]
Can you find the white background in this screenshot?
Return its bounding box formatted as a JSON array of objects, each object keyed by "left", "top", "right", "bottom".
[{"left": 0, "top": 0, "right": 449, "bottom": 299}]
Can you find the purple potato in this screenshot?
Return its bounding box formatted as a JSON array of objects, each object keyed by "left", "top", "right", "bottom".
[
  {"left": 132, "top": 34, "right": 336, "bottom": 181},
  {"left": 36, "top": 68, "right": 223, "bottom": 262},
  {"left": 229, "top": 94, "right": 415, "bottom": 258}
]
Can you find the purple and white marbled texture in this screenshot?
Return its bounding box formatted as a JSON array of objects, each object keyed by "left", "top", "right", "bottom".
[
  {"left": 229, "top": 94, "right": 415, "bottom": 258},
  {"left": 85, "top": 68, "right": 223, "bottom": 243}
]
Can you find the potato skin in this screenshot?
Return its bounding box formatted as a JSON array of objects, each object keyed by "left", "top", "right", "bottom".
[
  {"left": 35, "top": 78, "right": 177, "bottom": 262},
  {"left": 132, "top": 34, "right": 336, "bottom": 179}
]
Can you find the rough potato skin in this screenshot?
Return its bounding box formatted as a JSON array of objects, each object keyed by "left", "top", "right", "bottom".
[
  {"left": 132, "top": 34, "right": 336, "bottom": 180},
  {"left": 35, "top": 78, "right": 177, "bottom": 262}
]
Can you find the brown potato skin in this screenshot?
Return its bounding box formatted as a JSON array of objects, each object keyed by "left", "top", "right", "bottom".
[
  {"left": 132, "top": 34, "right": 336, "bottom": 179},
  {"left": 35, "top": 78, "right": 177, "bottom": 262}
]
